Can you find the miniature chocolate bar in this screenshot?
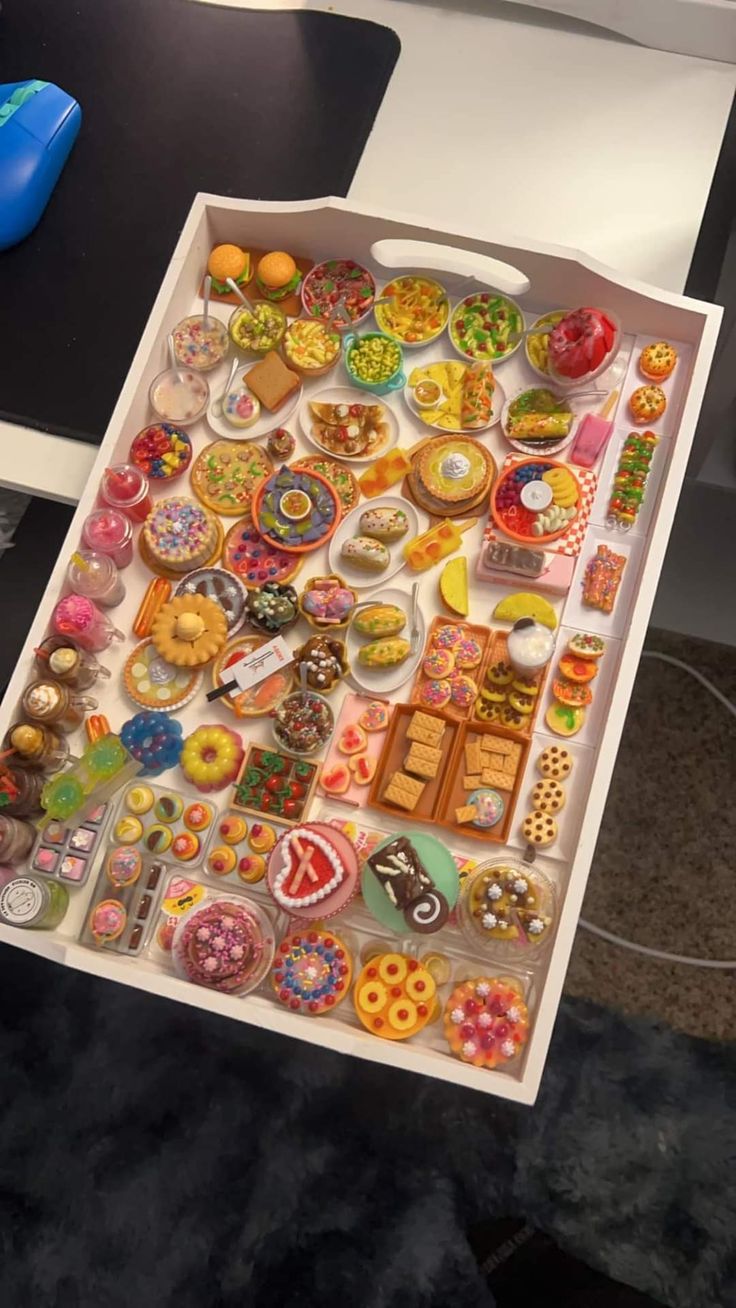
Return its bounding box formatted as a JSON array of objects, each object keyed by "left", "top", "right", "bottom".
[
  {"left": 367, "top": 836, "right": 449, "bottom": 932},
  {"left": 483, "top": 541, "right": 545, "bottom": 577}
]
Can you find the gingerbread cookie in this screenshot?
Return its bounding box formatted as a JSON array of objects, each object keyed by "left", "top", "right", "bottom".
[{"left": 629, "top": 384, "right": 666, "bottom": 424}]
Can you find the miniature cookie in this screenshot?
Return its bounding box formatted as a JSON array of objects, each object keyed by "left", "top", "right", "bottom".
[
  {"left": 629, "top": 384, "right": 666, "bottom": 424},
  {"left": 558, "top": 654, "right": 598, "bottom": 684},
  {"left": 545, "top": 703, "right": 585, "bottom": 737},
  {"left": 537, "top": 745, "right": 573, "bottom": 779},
  {"left": 454, "top": 637, "right": 482, "bottom": 670},
  {"left": 566, "top": 632, "right": 605, "bottom": 660},
  {"left": 531, "top": 779, "right": 566, "bottom": 813},
  {"left": 359, "top": 700, "right": 390, "bottom": 732},
  {"left": 337, "top": 724, "right": 367, "bottom": 755},
  {"left": 249, "top": 822, "right": 276, "bottom": 853},
  {"left": 432, "top": 624, "right": 464, "bottom": 651},
  {"left": 450, "top": 674, "right": 477, "bottom": 709},
  {"left": 639, "top": 341, "right": 677, "bottom": 381},
  {"left": 423, "top": 648, "right": 455, "bottom": 679},
  {"left": 486, "top": 661, "right": 513, "bottom": 686},
  {"left": 552, "top": 678, "right": 593, "bottom": 707},
  {"left": 237, "top": 854, "right": 266, "bottom": 884},
  {"left": 348, "top": 754, "right": 376, "bottom": 786},
  {"left": 419, "top": 679, "right": 451, "bottom": 709},
  {"left": 522, "top": 810, "right": 558, "bottom": 847}
]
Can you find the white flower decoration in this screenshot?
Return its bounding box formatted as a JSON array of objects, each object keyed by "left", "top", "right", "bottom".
[
  {"left": 500, "top": 1039, "right": 516, "bottom": 1059},
  {"left": 462, "top": 1040, "right": 478, "bottom": 1058},
  {"left": 482, "top": 912, "right": 498, "bottom": 930},
  {"left": 513, "top": 878, "right": 528, "bottom": 895},
  {"left": 475, "top": 981, "right": 490, "bottom": 997},
  {"left": 528, "top": 918, "right": 545, "bottom": 935},
  {"left": 450, "top": 1007, "right": 464, "bottom": 1024},
  {"left": 477, "top": 1012, "right": 492, "bottom": 1029},
  {"left": 486, "top": 883, "right": 503, "bottom": 901},
  {"left": 506, "top": 1006, "right": 522, "bottom": 1024}
]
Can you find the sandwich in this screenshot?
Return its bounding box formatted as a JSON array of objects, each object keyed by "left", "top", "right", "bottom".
[
  {"left": 207, "top": 244, "right": 251, "bottom": 295},
  {"left": 255, "top": 251, "right": 302, "bottom": 302}
]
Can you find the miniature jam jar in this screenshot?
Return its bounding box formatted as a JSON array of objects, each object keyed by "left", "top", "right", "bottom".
[
  {"left": 66, "top": 552, "right": 126, "bottom": 608},
  {"left": 34, "top": 636, "right": 111, "bottom": 690},
  {"left": 0, "top": 816, "right": 36, "bottom": 864},
  {"left": 52, "top": 594, "right": 124, "bottom": 653},
  {"left": 149, "top": 368, "right": 210, "bottom": 426},
  {"left": 99, "top": 464, "right": 153, "bottom": 523},
  {"left": 21, "top": 679, "right": 96, "bottom": 732},
  {"left": 171, "top": 314, "right": 229, "bottom": 371},
  {"left": 81, "top": 508, "right": 133, "bottom": 570},
  {"left": 0, "top": 875, "right": 69, "bottom": 930}
]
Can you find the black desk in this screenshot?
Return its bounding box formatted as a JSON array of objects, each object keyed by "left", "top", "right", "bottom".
[{"left": 0, "top": 0, "right": 399, "bottom": 445}]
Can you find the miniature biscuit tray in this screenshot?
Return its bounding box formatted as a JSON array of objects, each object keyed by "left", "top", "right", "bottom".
[{"left": 0, "top": 195, "right": 721, "bottom": 1105}]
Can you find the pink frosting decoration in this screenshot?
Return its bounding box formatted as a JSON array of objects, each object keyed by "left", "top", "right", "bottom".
[{"left": 174, "top": 899, "right": 272, "bottom": 993}]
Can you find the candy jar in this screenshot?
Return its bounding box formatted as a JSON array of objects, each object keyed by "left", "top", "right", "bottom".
[
  {"left": 0, "top": 875, "right": 69, "bottom": 930},
  {"left": 81, "top": 508, "right": 133, "bottom": 569},
  {"left": 66, "top": 551, "right": 126, "bottom": 608},
  {"left": 4, "top": 723, "right": 72, "bottom": 772},
  {"left": 52, "top": 594, "right": 124, "bottom": 653},
  {"left": 34, "top": 636, "right": 111, "bottom": 689},
  {"left": 0, "top": 764, "right": 45, "bottom": 816},
  {"left": 99, "top": 464, "right": 152, "bottom": 523},
  {"left": 21, "top": 680, "right": 97, "bottom": 733},
  {"left": 0, "top": 814, "right": 35, "bottom": 863}
]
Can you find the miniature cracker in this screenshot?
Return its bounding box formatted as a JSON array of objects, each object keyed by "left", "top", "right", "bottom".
[
  {"left": 481, "top": 768, "right": 513, "bottom": 790},
  {"left": 480, "top": 736, "right": 515, "bottom": 755},
  {"left": 483, "top": 752, "right": 505, "bottom": 771},
  {"left": 464, "top": 739, "right": 483, "bottom": 775},
  {"left": 406, "top": 712, "right": 445, "bottom": 746},
  {"left": 405, "top": 743, "right": 442, "bottom": 779},
  {"left": 463, "top": 774, "right": 482, "bottom": 790},
  {"left": 503, "top": 754, "right": 519, "bottom": 777},
  {"left": 382, "top": 771, "right": 425, "bottom": 811},
  {"left": 455, "top": 804, "right": 478, "bottom": 825}
]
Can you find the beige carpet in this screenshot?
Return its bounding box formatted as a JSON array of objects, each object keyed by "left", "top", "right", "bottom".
[{"left": 564, "top": 628, "right": 736, "bottom": 1041}]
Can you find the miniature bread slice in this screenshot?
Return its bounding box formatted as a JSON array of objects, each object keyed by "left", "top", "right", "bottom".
[
  {"left": 382, "top": 770, "right": 425, "bottom": 811},
  {"left": 246, "top": 350, "right": 300, "bottom": 413}
]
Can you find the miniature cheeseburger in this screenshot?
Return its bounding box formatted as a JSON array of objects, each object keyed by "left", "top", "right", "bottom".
[
  {"left": 255, "top": 251, "right": 303, "bottom": 302},
  {"left": 207, "top": 244, "right": 251, "bottom": 295}
]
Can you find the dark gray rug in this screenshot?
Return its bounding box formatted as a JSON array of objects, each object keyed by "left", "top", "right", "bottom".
[{"left": 0, "top": 947, "right": 733, "bottom": 1308}]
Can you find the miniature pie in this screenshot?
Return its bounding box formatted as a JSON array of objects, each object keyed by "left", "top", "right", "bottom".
[
  {"left": 151, "top": 594, "right": 229, "bottom": 667},
  {"left": 124, "top": 639, "right": 202, "bottom": 710}
]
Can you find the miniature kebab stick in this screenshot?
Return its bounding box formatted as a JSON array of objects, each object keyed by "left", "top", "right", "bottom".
[{"left": 202, "top": 273, "right": 212, "bottom": 331}]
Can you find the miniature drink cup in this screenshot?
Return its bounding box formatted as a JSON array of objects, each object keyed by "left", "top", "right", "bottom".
[
  {"left": 52, "top": 594, "right": 124, "bottom": 653},
  {"left": 21, "top": 679, "right": 97, "bottom": 732},
  {"left": 0, "top": 815, "right": 36, "bottom": 863},
  {"left": 506, "top": 618, "right": 555, "bottom": 674},
  {"left": 99, "top": 464, "right": 152, "bottom": 522},
  {"left": 35, "top": 636, "right": 111, "bottom": 689},
  {"left": 66, "top": 552, "right": 125, "bottom": 608},
  {"left": 5, "top": 723, "right": 71, "bottom": 772},
  {"left": 149, "top": 368, "right": 210, "bottom": 425},
  {"left": 81, "top": 509, "right": 133, "bottom": 569},
  {"left": 0, "top": 875, "right": 69, "bottom": 929},
  {"left": 0, "top": 765, "right": 45, "bottom": 816}
]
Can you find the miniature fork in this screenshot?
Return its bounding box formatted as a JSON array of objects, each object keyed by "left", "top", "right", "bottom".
[{"left": 409, "top": 582, "right": 421, "bottom": 652}]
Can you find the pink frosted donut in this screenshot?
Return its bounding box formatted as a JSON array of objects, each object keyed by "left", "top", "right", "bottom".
[
  {"left": 432, "top": 624, "right": 464, "bottom": 651},
  {"left": 419, "top": 679, "right": 451, "bottom": 708},
  {"left": 455, "top": 637, "right": 482, "bottom": 669},
  {"left": 423, "top": 648, "right": 455, "bottom": 679},
  {"left": 450, "top": 674, "right": 476, "bottom": 708}
]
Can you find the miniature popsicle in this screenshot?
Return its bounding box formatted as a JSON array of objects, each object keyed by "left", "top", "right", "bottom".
[
  {"left": 403, "top": 518, "right": 477, "bottom": 571},
  {"left": 569, "top": 390, "right": 619, "bottom": 469},
  {"left": 358, "top": 448, "right": 411, "bottom": 498}
]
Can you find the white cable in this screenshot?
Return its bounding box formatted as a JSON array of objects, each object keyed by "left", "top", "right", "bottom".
[{"left": 578, "top": 649, "right": 736, "bottom": 969}]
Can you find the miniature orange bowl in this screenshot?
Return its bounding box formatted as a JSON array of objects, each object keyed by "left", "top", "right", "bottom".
[{"left": 251, "top": 468, "right": 342, "bottom": 554}]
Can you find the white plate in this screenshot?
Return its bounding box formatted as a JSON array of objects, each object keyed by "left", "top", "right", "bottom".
[
  {"left": 346, "top": 585, "right": 426, "bottom": 695},
  {"left": 403, "top": 365, "right": 505, "bottom": 435},
  {"left": 206, "top": 365, "right": 302, "bottom": 441},
  {"left": 500, "top": 384, "right": 590, "bottom": 457},
  {"left": 298, "top": 386, "right": 398, "bottom": 463},
  {"left": 328, "top": 495, "right": 426, "bottom": 589}
]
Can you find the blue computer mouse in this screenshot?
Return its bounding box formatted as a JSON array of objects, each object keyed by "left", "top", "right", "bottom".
[{"left": 0, "top": 79, "right": 82, "bottom": 251}]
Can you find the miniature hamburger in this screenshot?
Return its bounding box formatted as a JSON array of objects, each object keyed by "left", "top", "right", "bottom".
[
  {"left": 255, "top": 251, "right": 302, "bottom": 302},
  {"left": 208, "top": 244, "right": 251, "bottom": 295}
]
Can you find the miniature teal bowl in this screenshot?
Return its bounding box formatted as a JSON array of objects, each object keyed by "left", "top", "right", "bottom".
[{"left": 343, "top": 330, "right": 405, "bottom": 397}]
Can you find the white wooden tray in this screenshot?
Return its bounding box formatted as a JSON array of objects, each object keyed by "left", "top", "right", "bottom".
[{"left": 0, "top": 195, "right": 721, "bottom": 1105}]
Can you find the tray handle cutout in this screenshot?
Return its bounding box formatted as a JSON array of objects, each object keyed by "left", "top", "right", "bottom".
[{"left": 370, "top": 239, "right": 531, "bottom": 298}]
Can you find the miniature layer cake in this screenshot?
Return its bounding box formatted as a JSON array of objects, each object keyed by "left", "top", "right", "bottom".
[{"left": 143, "top": 497, "right": 219, "bottom": 573}]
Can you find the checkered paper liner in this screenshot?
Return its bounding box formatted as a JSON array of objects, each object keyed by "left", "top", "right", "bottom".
[{"left": 483, "top": 456, "right": 597, "bottom": 558}]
